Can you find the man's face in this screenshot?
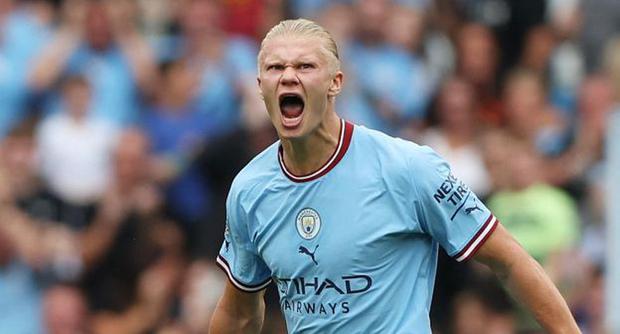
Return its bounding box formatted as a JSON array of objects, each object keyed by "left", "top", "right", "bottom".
[{"left": 258, "top": 35, "right": 342, "bottom": 139}]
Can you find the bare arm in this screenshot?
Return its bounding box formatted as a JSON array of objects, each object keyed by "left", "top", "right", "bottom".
[
  {"left": 79, "top": 187, "right": 129, "bottom": 268},
  {"left": 106, "top": 0, "right": 158, "bottom": 97},
  {"left": 209, "top": 281, "right": 266, "bottom": 334},
  {"left": 28, "top": 0, "right": 87, "bottom": 90},
  {"left": 474, "top": 223, "right": 581, "bottom": 334},
  {"left": 115, "top": 31, "right": 159, "bottom": 97},
  {"left": 28, "top": 29, "right": 81, "bottom": 91}
]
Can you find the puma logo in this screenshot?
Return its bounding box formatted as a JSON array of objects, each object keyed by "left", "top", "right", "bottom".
[
  {"left": 299, "top": 245, "right": 319, "bottom": 265},
  {"left": 465, "top": 204, "right": 482, "bottom": 214}
]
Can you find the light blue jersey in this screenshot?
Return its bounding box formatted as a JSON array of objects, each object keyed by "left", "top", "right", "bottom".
[{"left": 217, "top": 120, "right": 498, "bottom": 333}]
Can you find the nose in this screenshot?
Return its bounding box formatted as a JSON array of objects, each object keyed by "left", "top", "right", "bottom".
[{"left": 280, "top": 66, "right": 299, "bottom": 86}]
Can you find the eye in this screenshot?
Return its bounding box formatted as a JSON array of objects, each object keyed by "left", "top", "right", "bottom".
[
  {"left": 300, "top": 63, "right": 315, "bottom": 70},
  {"left": 267, "top": 64, "right": 284, "bottom": 71}
]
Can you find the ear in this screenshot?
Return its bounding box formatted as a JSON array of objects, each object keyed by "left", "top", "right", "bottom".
[
  {"left": 327, "top": 71, "right": 344, "bottom": 98},
  {"left": 257, "top": 77, "right": 264, "bottom": 100}
]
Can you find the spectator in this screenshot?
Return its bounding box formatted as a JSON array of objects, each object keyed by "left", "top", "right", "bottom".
[
  {"left": 421, "top": 77, "right": 492, "bottom": 197},
  {"left": 455, "top": 23, "right": 502, "bottom": 126},
  {"left": 0, "top": 0, "right": 52, "bottom": 138},
  {"left": 543, "top": 74, "right": 613, "bottom": 186},
  {"left": 0, "top": 209, "right": 43, "bottom": 334},
  {"left": 486, "top": 139, "right": 580, "bottom": 333},
  {"left": 142, "top": 60, "right": 213, "bottom": 228},
  {"left": 501, "top": 68, "right": 569, "bottom": 156},
  {"left": 547, "top": 0, "right": 585, "bottom": 115},
  {"left": 37, "top": 76, "right": 119, "bottom": 225},
  {"left": 341, "top": 0, "right": 431, "bottom": 135},
  {"left": 167, "top": 0, "right": 262, "bottom": 136},
  {"left": 486, "top": 140, "right": 579, "bottom": 265},
  {"left": 79, "top": 129, "right": 185, "bottom": 322},
  {"left": 0, "top": 118, "right": 84, "bottom": 282},
  {"left": 29, "top": 0, "right": 157, "bottom": 126}
]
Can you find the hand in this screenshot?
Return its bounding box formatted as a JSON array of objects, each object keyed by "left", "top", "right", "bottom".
[
  {"left": 98, "top": 186, "right": 131, "bottom": 225},
  {"left": 105, "top": 0, "right": 138, "bottom": 37},
  {"left": 137, "top": 256, "right": 182, "bottom": 307},
  {"left": 131, "top": 184, "right": 162, "bottom": 217},
  {"left": 60, "top": 0, "right": 88, "bottom": 32}
]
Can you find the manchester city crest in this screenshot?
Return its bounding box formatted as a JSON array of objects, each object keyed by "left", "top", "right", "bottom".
[{"left": 296, "top": 208, "right": 321, "bottom": 240}]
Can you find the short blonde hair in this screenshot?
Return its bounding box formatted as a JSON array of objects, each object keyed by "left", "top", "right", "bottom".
[{"left": 257, "top": 19, "right": 341, "bottom": 74}]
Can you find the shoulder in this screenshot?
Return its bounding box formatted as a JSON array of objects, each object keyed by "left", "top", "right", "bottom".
[
  {"left": 354, "top": 125, "right": 444, "bottom": 172},
  {"left": 228, "top": 141, "right": 280, "bottom": 203}
]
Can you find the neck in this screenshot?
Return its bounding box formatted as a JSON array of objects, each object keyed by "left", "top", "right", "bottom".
[
  {"left": 69, "top": 111, "right": 87, "bottom": 123},
  {"left": 280, "top": 111, "right": 341, "bottom": 176}
]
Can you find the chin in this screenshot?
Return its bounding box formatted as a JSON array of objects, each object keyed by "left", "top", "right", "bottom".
[{"left": 277, "top": 124, "right": 307, "bottom": 140}]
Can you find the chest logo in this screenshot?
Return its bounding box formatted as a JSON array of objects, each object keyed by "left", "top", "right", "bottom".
[
  {"left": 296, "top": 208, "right": 321, "bottom": 240},
  {"left": 299, "top": 245, "right": 319, "bottom": 265}
]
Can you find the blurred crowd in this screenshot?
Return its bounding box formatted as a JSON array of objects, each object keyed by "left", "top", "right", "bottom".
[{"left": 0, "top": 0, "right": 617, "bottom": 333}]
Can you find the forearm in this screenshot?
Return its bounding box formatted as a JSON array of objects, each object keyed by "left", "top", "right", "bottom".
[
  {"left": 117, "top": 32, "right": 158, "bottom": 96},
  {"left": 79, "top": 217, "right": 123, "bottom": 268},
  {"left": 491, "top": 252, "right": 580, "bottom": 333},
  {"left": 28, "top": 28, "right": 80, "bottom": 90},
  {"left": 209, "top": 290, "right": 265, "bottom": 334}
]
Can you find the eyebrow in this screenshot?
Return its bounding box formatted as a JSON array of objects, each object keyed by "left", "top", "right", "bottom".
[{"left": 263, "top": 57, "right": 321, "bottom": 66}]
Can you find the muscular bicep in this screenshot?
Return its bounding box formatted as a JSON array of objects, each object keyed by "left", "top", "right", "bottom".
[
  {"left": 473, "top": 223, "right": 531, "bottom": 274},
  {"left": 471, "top": 222, "right": 581, "bottom": 333},
  {"left": 210, "top": 281, "right": 266, "bottom": 333}
]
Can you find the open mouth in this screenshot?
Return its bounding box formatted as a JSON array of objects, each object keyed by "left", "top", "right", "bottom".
[{"left": 279, "top": 93, "right": 305, "bottom": 128}]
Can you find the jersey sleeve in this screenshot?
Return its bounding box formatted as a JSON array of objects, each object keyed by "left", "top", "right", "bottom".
[
  {"left": 410, "top": 146, "right": 498, "bottom": 262},
  {"left": 216, "top": 187, "right": 272, "bottom": 292}
]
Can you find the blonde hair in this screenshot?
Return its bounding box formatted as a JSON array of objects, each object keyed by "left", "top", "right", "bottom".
[{"left": 258, "top": 19, "right": 341, "bottom": 74}]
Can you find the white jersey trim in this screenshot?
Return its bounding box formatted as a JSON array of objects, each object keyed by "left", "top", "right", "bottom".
[{"left": 216, "top": 255, "right": 271, "bottom": 292}]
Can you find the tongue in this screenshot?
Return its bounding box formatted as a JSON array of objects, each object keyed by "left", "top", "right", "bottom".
[{"left": 281, "top": 103, "right": 303, "bottom": 118}]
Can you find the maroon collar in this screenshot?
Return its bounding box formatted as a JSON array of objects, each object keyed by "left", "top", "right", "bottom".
[{"left": 278, "top": 119, "right": 354, "bottom": 183}]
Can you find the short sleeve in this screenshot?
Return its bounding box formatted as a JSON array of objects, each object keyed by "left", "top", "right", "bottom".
[
  {"left": 216, "top": 188, "right": 271, "bottom": 292},
  {"left": 411, "top": 146, "right": 498, "bottom": 262}
]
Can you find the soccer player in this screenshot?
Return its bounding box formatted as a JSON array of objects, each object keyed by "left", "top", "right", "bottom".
[{"left": 209, "top": 19, "right": 580, "bottom": 333}]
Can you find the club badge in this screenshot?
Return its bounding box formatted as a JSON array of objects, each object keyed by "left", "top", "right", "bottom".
[{"left": 296, "top": 208, "right": 321, "bottom": 240}]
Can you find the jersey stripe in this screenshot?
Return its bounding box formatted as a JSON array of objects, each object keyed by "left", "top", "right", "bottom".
[
  {"left": 216, "top": 255, "right": 272, "bottom": 292},
  {"left": 454, "top": 214, "right": 498, "bottom": 262},
  {"left": 278, "top": 119, "right": 354, "bottom": 182}
]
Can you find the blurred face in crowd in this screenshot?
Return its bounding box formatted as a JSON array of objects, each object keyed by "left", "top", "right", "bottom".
[
  {"left": 113, "top": 130, "right": 150, "bottom": 189},
  {"left": 85, "top": 2, "right": 112, "bottom": 50},
  {"left": 507, "top": 141, "right": 541, "bottom": 190},
  {"left": 437, "top": 77, "right": 475, "bottom": 129},
  {"left": 62, "top": 78, "right": 91, "bottom": 119},
  {"left": 521, "top": 26, "right": 556, "bottom": 72},
  {"left": 258, "top": 35, "right": 343, "bottom": 140},
  {"left": 385, "top": 6, "right": 424, "bottom": 51},
  {"left": 579, "top": 76, "right": 614, "bottom": 124},
  {"left": 481, "top": 130, "right": 513, "bottom": 190},
  {"left": 355, "top": 0, "right": 391, "bottom": 43},
  {"left": 181, "top": 0, "right": 222, "bottom": 36},
  {"left": 317, "top": 4, "right": 354, "bottom": 49},
  {"left": 503, "top": 71, "right": 545, "bottom": 133},
  {"left": 457, "top": 24, "right": 498, "bottom": 88}
]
